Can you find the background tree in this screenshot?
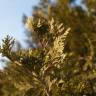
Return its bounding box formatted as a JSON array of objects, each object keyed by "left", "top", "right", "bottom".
[{"left": 0, "top": 0, "right": 96, "bottom": 95}]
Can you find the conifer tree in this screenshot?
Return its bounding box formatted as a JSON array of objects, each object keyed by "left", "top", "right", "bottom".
[{"left": 0, "top": 0, "right": 96, "bottom": 95}]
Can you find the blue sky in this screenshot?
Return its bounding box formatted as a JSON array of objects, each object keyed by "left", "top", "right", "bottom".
[
  {"left": 0, "top": 0, "right": 39, "bottom": 46},
  {"left": 0, "top": 0, "right": 39, "bottom": 70}
]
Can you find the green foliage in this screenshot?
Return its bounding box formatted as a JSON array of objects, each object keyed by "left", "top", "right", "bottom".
[
  {"left": 0, "top": 17, "right": 71, "bottom": 96},
  {"left": 0, "top": 35, "right": 15, "bottom": 60},
  {"left": 0, "top": 0, "right": 96, "bottom": 96}
]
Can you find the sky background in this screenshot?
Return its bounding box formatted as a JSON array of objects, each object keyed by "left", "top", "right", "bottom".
[
  {"left": 0, "top": 0, "right": 39, "bottom": 46},
  {"left": 0, "top": 0, "right": 39, "bottom": 70}
]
